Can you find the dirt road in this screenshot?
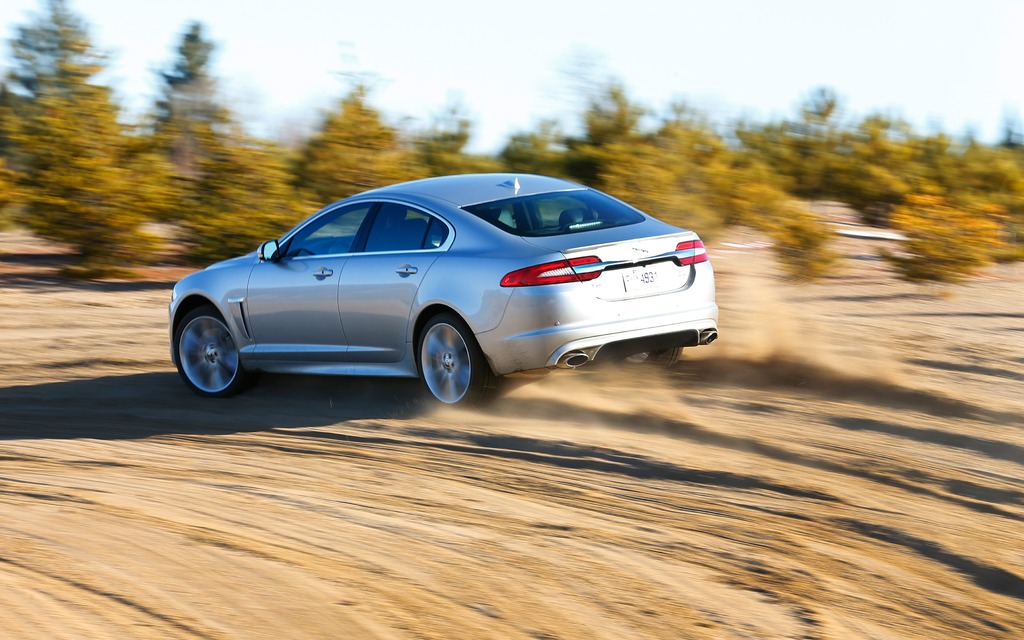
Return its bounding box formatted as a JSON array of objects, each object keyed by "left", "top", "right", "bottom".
[{"left": 1, "top": 230, "right": 1022, "bottom": 638}]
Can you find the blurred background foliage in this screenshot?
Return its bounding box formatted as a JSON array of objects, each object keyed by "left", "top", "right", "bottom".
[{"left": 0, "top": 0, "right": 1021, "bottom": 282}]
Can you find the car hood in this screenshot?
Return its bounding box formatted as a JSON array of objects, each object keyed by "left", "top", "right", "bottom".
[{"left": 204, "top": 252, "right": 257, "bottom": 271}]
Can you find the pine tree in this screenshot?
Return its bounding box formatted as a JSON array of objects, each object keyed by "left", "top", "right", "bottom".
[
  {"left": 500, "top": 120, "right": 568, "bottom": 177},
  {"left": 413, "top": 102, "right": 498, "bottom": 176},
  {"left": 0, "top": 87, "right": 17, "bottom": 221},
  {"left": 830, "top": 114, "right": 917, "bottom": 225},
  {"left": 292, "top": 84, "right": 416, "bottom": 202},
  {"left": 734, "top": 86, "right": 845, "bottom": 201},
  {"left": 564, "top": 82, "right": 646, "bottom": 188},
  {"left": 0, "top": 156, "right": 15, "bottom": 227},
  {"left": 152, "top": 21, "right": 304, "bottom": 263},
  {"left": 182, "top": 131, "right": 304, "bottom": 263},
  {"left": 153, "top": 22, "right": 227, "bottom": 177},
  {"left": 4, "top": 0, "right": 162, "bottom": 276}
]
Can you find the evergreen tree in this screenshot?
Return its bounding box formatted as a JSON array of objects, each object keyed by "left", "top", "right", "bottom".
[
  {"left": 152, "top": 22, "right": 303, "bottom": 263},
  {"left": 594, "top": 104, "right": 721, "bottom": 234},
  {"left": 1000, "top": 113, "right": 1023, "bottom": 150},
  {"left": 500, "top": 120, "right": 568, "bottom": 178},
  {"left": 564, "top": 82, "right": 646, "bottom": 187},
  {"left": 4, "top": 0, "right": 162, "bottom": 275},
  {"left": 0, "top": 86, "right": 22, "bottom": 162},
  {"left": 7, "top": 0, "right": 102, "bottom": 101},
  {"left": 734, "top": 86, "right": 844, "bottom": 201},
  {"left": 0, "top": 156, "right": 15, "bottom": 226},
  {"left": 413, "top": 103, "right": 499, "bottom": 176},
  {"left": 181, "top": 132, "right": 305, "bottom": 263},
  {"left": 0, "top": 88, "right": 18, "bottom": 221},
  {"left": 153, "top": 21, "right": 226, "bottom": 177},
  {"left": 292, "top": 84, "right": 416, "bottom": 202},
  {"left": 829, "top": 114, "right": 917, "bottom": 225}
]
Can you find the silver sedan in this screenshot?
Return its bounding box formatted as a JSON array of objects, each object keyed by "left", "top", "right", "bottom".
[{"left": 169, "top": 174, "right": 719, "bottom": 404}]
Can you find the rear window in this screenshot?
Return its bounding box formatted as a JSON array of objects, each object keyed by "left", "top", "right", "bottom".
[{"left": 463, "top": 189, "right": 645, "bottom": 237}]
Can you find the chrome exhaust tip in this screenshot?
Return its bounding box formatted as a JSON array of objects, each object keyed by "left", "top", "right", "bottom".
[
  {"left": 558, "top": 351, "right": 591, "bottom": 369},
  {"left": 699, "top": 329, "right": 719, "bottom": 345}
]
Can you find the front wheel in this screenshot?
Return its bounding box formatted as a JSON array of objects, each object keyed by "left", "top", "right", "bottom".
[
  {"left": 417, "top": 313, "right": 495, "bottom": 405},
  {"left": 174, "top": 305, "right": 254, "bottom": 398}
]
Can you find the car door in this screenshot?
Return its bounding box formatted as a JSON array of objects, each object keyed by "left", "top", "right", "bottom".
[
  {"left": 337, "top": 202, "right": 450, "bottom": 363},
  {"left": 245, "top": 202, "right": 374, "bottom": 365}
]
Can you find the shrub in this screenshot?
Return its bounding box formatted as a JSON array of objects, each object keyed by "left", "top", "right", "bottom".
[
  {"left": 886, "top": 195, "right": 1004, "bottom": 283},
  {"left": 764, "top": 206, "right": 839, "bottom": 281}
]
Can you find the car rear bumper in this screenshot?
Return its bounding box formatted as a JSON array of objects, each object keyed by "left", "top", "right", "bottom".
[
  {"left": 478, "top": 306, "right": 718, "bottom": 375},
  {"left": 475, "top": 264, "right": 718, "bottom": 375}
]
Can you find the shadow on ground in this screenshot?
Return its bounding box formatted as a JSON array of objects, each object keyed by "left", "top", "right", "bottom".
[{"left": 0, "top": 372, "right": 429, "bottom": 439}]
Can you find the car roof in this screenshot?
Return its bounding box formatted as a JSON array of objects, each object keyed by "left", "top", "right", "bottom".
[{"left": 359, "top": 173, "right": 585, "bottom": 208}]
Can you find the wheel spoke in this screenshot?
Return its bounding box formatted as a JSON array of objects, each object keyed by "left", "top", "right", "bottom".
[
  {"left": 180, "top": 331, "right": 203, "bottom": 354},
  {"left": 421, "top": 321, "right": 473, "bottom": 404},
  {"left": 178, "top": 314, "right": 239, "bottom": 394}
]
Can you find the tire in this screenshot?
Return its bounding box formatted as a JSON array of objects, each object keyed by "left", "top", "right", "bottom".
[
  {"left": 613, "top": 347, "right": 685, "bottom": 368},
  {"left": 417, "top": 312, "right": 495, "bottom": 405},
  {"left": 643, "top": 346, "right": 686, "bottom": 368},
  {"left": 174, "top": 305, "right": 254, "bottom": 398}
]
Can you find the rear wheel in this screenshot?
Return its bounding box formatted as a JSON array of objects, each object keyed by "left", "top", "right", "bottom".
[
  {"left": 626, "top": 347, "right": 686, "bottom": 368},
  {"left": 418, "top": 313, "right": 495, "bottom": 404},
  {"left": 174, "top": 305, "right": 253, "bottom": 398},
  {"left": 648, "top": 346, "right": 686, "bottom": 368}
]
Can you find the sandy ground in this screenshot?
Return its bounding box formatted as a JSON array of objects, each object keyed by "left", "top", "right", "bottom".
[{"left": 0, "top": 228, "right": 1021, "bottom": 639}]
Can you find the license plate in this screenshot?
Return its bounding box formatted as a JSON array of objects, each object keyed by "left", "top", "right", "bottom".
[{"left": 622, "top": 265, "right": 663, "bottom": 292}]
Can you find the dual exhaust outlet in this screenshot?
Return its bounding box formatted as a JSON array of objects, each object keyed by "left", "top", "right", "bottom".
[{"left": 556, "top": 328, "right": 719, "bottom": 369}]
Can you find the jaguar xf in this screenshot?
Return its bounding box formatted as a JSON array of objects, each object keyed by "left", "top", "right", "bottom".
[{"left": 169, "top": 174, "right": 719, "bottom": 404}]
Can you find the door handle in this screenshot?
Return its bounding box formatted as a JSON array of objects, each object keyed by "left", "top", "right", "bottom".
[
  {"left": 395, "top": 264, "right": 418, "bottom": 277},
  {"left": 313, "top": 267, "right": 334, "bottom": 279}
]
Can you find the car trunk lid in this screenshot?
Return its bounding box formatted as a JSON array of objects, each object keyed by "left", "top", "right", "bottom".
[{"left": 520, "top": 228, "right": 706, "bottom": 301}]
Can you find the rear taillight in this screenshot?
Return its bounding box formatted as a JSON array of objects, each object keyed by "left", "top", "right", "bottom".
[
  {"left": 676, "top": 239, "right": 708, "bottom": 265},
  {"left": 500, "top": 256, "right": 601, "bottom": 287}
]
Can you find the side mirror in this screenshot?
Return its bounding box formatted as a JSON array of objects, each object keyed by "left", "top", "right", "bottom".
[{"left": 259, "top": 239, "right": 280, "bottom": 262}]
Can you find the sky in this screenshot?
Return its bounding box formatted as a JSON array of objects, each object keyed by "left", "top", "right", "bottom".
[{"left": 0, "top": 0, "right": 1021, "bottom": 152}]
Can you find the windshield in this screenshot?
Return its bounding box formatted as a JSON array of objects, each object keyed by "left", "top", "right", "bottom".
[{"left": 463, "top": 189, "right": 645, "bottom": 237}]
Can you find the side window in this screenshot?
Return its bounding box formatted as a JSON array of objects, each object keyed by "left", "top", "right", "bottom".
[
  {"left": 364, "top": 203, "right": 443, "bottom": 252},
  {"left": 424, "top": 218, "right": 450, "bottom": 248},
  {"left": 284, "top": 203, "right": 373, "bottom": 258}
]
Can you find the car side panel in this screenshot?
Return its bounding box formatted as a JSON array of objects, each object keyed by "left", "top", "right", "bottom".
[
  {"left": 410, "top": 249, "right": 526, "bottom": 339},
  {"left": 245, "top": 255, "right": 351, "bottom": 364},
  {"left": 338, "top": 251, "right": 440, "bottom": 363},
  {"left": 169, "top": 255, "right": 258, "bottom": 366}
]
